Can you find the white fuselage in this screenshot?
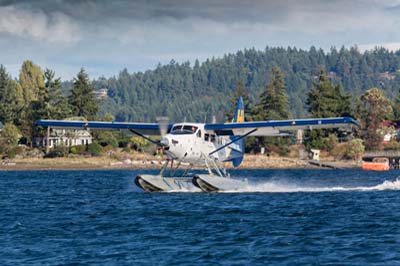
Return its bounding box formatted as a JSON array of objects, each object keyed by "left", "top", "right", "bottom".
[{"left": 162, "top": 123, "right": 241, "bottom": 165}]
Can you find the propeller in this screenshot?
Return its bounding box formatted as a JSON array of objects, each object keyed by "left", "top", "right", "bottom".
[
  {"left": 156, "top": 116, "right": 176, "bottom": 159},
  {"left": 156, "top": 116, "right": 169, "bottom": 138},
  {"left": 130, "top": 116, "right": 176, "bottom": 159}
]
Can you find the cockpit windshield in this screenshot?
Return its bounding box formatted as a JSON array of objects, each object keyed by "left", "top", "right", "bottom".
[{"left": 171, "top": 125, "right": 198, "bottom": 135}]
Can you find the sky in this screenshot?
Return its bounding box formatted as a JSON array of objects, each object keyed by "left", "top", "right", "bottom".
[{"left": 1, "top": 0, "right": 400, "bottom": 80}]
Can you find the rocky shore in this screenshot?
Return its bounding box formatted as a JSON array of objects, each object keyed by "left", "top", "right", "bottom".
[{"left": 0, "top": 154, "right": 360, "bottom": 171}]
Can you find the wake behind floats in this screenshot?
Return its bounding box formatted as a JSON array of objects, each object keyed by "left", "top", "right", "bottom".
[{"left": 36, "top": 97, "right": 359, "bottom": 192}]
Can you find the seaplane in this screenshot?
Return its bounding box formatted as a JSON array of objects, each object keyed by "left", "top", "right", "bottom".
[{"left": 36, "top": 97, "right": 359, "bottom": 192}]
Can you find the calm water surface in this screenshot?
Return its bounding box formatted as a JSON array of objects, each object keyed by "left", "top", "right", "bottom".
[{"left": 1, "top": 169, "right": 400, "bottom": 265}]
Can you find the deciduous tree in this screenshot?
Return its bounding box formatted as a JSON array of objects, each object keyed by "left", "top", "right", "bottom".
[{"left": 357, "top": 88, "right": 393, "bottom": 151}]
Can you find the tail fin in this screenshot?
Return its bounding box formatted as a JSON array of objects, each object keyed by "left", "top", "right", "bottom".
[
  {"left": 232, "top": 96, "right": 244, "bottom": 123},
  {"left": 230, "top": 96, "right": 245, "bottom": 167}
]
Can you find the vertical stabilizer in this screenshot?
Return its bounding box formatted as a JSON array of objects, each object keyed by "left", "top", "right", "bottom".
[
  {"left": 232, "top": 96, "right": 244, "bottom": 123},
  {"left": 230, "top": 96, "right": 245, "bottom": 167}
]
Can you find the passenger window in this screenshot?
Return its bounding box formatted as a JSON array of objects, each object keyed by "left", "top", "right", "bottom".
[{"left": 211, "top": 134, "right": 216, "bottom": 142}]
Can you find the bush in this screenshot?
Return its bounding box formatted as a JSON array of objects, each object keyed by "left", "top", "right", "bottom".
[
  {"left": 69, "top": 145, "right": 86, "bottom": 155},
  {"left": 12, "top": 146, "right": 25, "bottom": 156},
  {"left": 130, "top": 136, "right": 149, "bottom": 151},
  {"left": 87, "top": 142, "right": 102, "bottom": 156},
  {"left": 344, "top": 139, "right": 365, "bottom": 160},
  {"left": 322, "top": 134, "right": 338, "bottom": 152},
  {"left": 69, "top": 146, "right": 77, "bottom": 154},
  {"left": 331, "top": 138, "right": 364, "bottom": 161},
  {"left": 383, "top": 141, "right": 400, "bottom": 151},
  {"left": 96, "top": 132, "right": 118, "bottom": 148},
  {"left": 118, "top": 135, "right": 131, "bottom": 148},
  {"left": 331, "top": 143, "right": 346, "bottom": 160},
  {"left": 44, "top": 145, "right": 69, "bottom": 158},
  {"left": 122, "top": 146, "right": 131, "bottom": 153},
  {"left": 2, "top": 123, "right": 21, "bottom": 146},
  {"left": 7, "top": 148, "right": 16, "bottom": 159}
]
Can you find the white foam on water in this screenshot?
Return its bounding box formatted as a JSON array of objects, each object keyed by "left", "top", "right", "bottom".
[
  {"left": 222, "top": 178, "right": 400, "bottom": 193},
  {"left": 168, "top": 187, "right": 202, "bottom": 193}
]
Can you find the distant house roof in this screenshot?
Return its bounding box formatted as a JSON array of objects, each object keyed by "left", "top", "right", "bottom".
[
  {"left": 382, "top": 120, "right": 400, "bottom": 129},
  {"left": 94, "top": 88, "right": 108, "bottom": 99}
]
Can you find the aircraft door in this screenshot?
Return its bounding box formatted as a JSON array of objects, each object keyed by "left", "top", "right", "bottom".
[{"left": 192, "top": 129, "right": 202, "bottom": 157}]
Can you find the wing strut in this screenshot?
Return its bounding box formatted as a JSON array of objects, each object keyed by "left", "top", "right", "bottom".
[
  {"left": 209, "top": 128, "right": 257, "bottom": 156},
  {"left": 129, "top": 129, "right": 159, "bottom": 145}
]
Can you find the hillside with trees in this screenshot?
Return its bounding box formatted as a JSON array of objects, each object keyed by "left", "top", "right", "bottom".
[
  {"left": 1, "top": 46, "right": 400, "bottom": 159},
  {"left": 92, "top": 46, "right": 400, "bottom": 123}
]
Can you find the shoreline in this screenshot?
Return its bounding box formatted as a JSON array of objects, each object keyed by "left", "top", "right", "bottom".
[{"left": 0, "top": 154, "right": 361, "bottom": 171}]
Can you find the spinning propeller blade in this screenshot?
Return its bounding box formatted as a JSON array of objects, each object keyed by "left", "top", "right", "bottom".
[{"left": 156, "top": 116, "right": 169, "bottom": 138}]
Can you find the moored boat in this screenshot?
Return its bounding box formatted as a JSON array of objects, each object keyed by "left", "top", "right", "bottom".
[{"left": 362, "top": 157, "right": 389, "bottom": 171}]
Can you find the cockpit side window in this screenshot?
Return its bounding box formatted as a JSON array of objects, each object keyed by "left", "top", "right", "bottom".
[
  {"left": 197, "top": 130, "right": 202, "bottom": 138},
  {"left": 183, "top": 125, "right": 197, "bottom": 133},
  {"left": 171, "top": 125, "right": 181, "bottom": 132},
  {"left": 171, "top": 125, "right": 198, "bottom": 135}
]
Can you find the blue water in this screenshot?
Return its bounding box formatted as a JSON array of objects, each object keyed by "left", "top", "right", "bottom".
[{"left": 1, "top": 169, "right": 400, "bottom": 265}]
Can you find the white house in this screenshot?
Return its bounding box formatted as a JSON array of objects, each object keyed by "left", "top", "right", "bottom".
[
  {"left": 34, "top": 128, "right": 92, "bottom": 148},
  {"left": 94, "top": 88, "right": 108, "bottom": 99}
]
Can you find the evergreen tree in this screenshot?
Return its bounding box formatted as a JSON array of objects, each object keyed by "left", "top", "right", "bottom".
[
  {"left": 0, "top": 65, "right": 24, "bottom": 124},
  {"left": 44, "top": 69, "right": 71, "bottom": 119},
  {"left": 29, "top": 69, "right": 72, "bottom": 139},
  {"left": 393, "top": 87, "right": 400, "bottom": 120},
  {"left": 69, "top": 68, "right": 99, "bottom": 119},
  {"left": 252, "top": 67, "right": 291, "bottom": 155},
  {"left": 305, "top": 71, "right": 352, "bottom": 149},
  {"left": 357, "top": 88, "right": 393, "bottom": 151},
  {"left": 254, "top": 67, "right": 290, "bottom": 120},
  {"left": 307, "top": 71, "right": 351, "bottom": 118},
  {"left": 226, "top": 80, "right": 251, "bottom": 121}
]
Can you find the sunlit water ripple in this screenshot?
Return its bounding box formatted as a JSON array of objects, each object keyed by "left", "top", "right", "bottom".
[{"left": 1, "top": 169, "right": 400, "bottom": 265}]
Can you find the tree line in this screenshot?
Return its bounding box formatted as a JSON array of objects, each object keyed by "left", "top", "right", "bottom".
[
  {"left": 2, "top": 45, "right": 400, "bottom": 158},
  {"left": 0, "top": 61, "right": 99, "bottom": 155},
  {"left": 94, "top": 46, "right": 400, "bottom": 123},
  {"left": 234, "top": 66, "right": 395, "bottom": 155}
]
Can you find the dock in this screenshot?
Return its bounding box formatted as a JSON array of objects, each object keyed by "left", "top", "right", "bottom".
[{"left": 308, "top": 160, "right": 360, "bottom": 169}]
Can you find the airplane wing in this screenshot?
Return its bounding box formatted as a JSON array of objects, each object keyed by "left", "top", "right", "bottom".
[
  {"left": 35, "top": 119, "right": 172, "bottom": 136},
  {"left": 205, "top": 117, "right": 359, "bottom": 136}
]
